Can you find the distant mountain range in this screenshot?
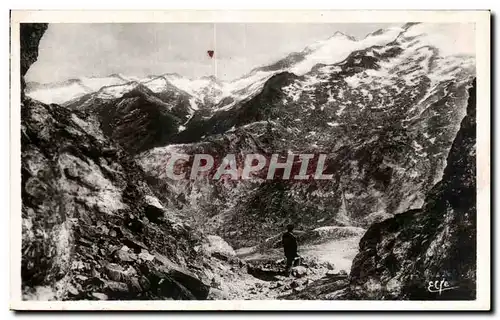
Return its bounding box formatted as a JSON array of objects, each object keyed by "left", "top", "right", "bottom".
[{"left": 25, "top": 26, "right": 409, "bottom": 106}]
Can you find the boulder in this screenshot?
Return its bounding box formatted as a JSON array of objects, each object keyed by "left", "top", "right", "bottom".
[
  {"left": 168, "top": 268, "right": 210, "bottom": 300},
  {"left": 105, "top": 263, "right": 137, "bottom": 283},
  {"left": 115, "top": 249, "right": 135, "bottom": 262},
  {"left": 147, "top": 270, "right": 196, "bottom": 300},
  {"left": 202, "top": 235, "right": 236, "bottom": 258},
  {"left": 67, "top": 284, "right": 79, "bottom": 296},
  {"left": 105, "top": 263, "right": 125, "bottom": 282},
  {"left": 290, "top": 266, "right": 308, "bottom": 278},
  {"left": 91, "top": 292, "right": 108, "bottom": 300},
  {"left": 104, "top": 280, "right": 129, "bottom": 293},
  {"left": 324, "top": 288, "right": 348, "bottom": 300},
  {"left": 138, "top": 249, "right": 155, "bottom": 262}
]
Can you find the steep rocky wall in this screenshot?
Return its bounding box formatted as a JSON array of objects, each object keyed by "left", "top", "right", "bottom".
[
  {"left": 347, "top": 79, "right": 477, "bottom": 300},
  {"left": 22, "top": 99, "right": 213, "bottom": 300},
  {"left": 20, "top": 23, "right": 48, "bottom": 95}
]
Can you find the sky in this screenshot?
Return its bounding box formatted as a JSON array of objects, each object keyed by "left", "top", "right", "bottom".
[{"left": 26, "top": 23, "right": 396, "bottom": 83}]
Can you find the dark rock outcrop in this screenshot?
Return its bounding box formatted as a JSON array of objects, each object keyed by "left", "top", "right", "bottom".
[
  {"left": 20, "top": 23, "right": 48, "bottom": 95},
  {"left": 65, "top": 84, "right": 186, "bottom": 155},
  {"left": 347, "top": 79, "right": 477, "bottom": 300}
]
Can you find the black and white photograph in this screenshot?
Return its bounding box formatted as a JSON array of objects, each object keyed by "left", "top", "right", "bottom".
[{"left": 10, "top": 10, "right": 490, "bottom": 310}]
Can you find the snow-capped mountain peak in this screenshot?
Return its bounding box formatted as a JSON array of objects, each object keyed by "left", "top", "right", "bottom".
[
  {"left": 25, "top": 23, "right": 474, "bottom": 112},
  {"left": 95, "top": 80, "right": 141, "bottom": 99},
  {"left": 25, "top": 74, "right": 138, "bottom": 104},
  {"left": 291, "top": 26, "right": 404, "bottom": 75},
  {"left": 27, "top": 27, "right": 407, "bottom": 106},
  {"left": 330, "top": 31, "right": 358, "bottom": 41}
]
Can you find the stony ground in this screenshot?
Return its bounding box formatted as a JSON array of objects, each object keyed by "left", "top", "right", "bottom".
[
  {"left": 206, "top": 230, "right": 363, "bottom": 300},
  {"left": 215, "top": 255, "right": 349, "bottom": 300}
]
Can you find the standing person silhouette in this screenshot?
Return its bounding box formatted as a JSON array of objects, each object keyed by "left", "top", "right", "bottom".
[{"left": 282, "top": 224, "right": 298, "bottom": 275}]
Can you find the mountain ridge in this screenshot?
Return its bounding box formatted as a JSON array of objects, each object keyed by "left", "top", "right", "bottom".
[{"left": 26, "top": 25, "right": 410, "bottom": 106}]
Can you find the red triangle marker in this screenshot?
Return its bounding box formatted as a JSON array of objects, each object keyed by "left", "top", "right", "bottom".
[{"left": 207, "top": 50, "right": 214, "bottom": 58}]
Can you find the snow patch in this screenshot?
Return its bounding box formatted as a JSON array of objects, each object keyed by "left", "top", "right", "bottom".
[
  {"left": 27, "top": 82, "right": 89, "bottom": 105},
  {"left": 143, "top": 77, "right": 168, "bottom": 93},
  {"left": 97, "top": 82, "right": 139, "bottom": 99},
  {"left": 81, "top": 75, "right": 130, "bottom": 91},
  {"left": 291, "top": 27, "right": 403, "bottom": 75}
]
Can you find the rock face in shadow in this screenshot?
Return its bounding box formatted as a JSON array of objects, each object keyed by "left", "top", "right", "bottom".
[
  {"left": 20, "top": 23, "right": 48, "bottom": 95},
  {"left": 347, "top": 79, "right": 477, "bottom": 300},
  {"left": 65, "top": 84, "right": 191, "bottom": 155}
]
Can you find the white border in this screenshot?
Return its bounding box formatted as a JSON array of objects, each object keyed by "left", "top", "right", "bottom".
[{"left": 9, "top": 10, "right": 491, "bottom": 311}]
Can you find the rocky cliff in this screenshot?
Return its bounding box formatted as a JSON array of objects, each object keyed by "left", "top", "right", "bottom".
[
  {"left": 20, "top": 23, "right": 48, "bottom": 96},
  {"left": 20, "top": 23, "right": 231, "bottom": 301},
  {"left": 347, "top": 79, "right": 476, "bottom": 300},
  {"left": 21, "top": 98, "right": 215, "bottom": 300}
]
